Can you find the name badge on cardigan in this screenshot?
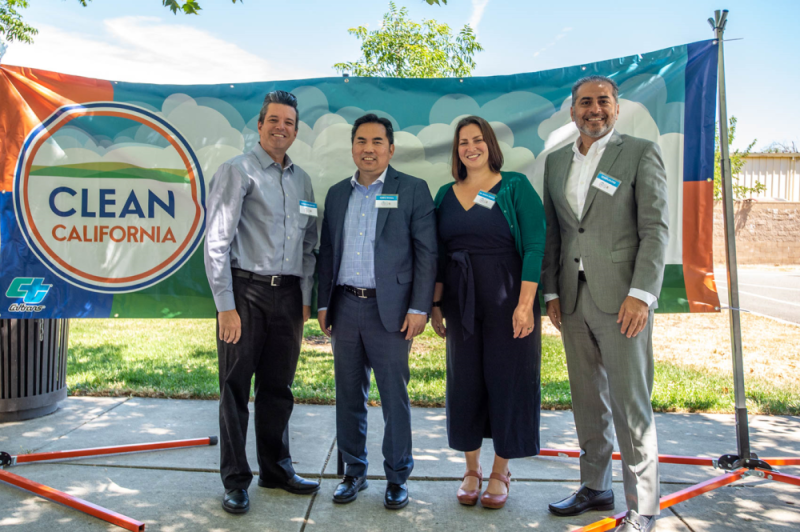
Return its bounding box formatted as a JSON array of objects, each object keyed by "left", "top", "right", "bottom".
[
  {"left": 592, "top": 173, "right": 622, "bottom": 196},
  {"left": 473, "top": 190, "right": 497, "bottom": 209},
  {"left": 299, "top": 200, "right": 318, "bottom": 217},
  {"left": 376, "top": 194, "right": 398, "bottom": 208}
]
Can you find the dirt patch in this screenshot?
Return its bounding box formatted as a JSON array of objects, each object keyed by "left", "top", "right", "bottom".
[{"left": 543, "top": 311, "right": 800, "bottom": 392}]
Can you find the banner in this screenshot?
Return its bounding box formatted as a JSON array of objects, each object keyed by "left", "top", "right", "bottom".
[{"left": 0, "top": 40, "right": 721, "bottom": 318}]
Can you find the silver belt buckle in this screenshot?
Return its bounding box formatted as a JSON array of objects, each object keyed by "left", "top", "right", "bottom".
[
  {"left": 271, "top": 276, "right": 280, "bottom": 287},
  {"left": 356, "top": 288, "right": 367, "bottom": 298}
]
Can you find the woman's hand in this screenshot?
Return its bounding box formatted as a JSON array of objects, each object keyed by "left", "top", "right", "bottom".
[
  {"left": 431, "top": 307, "right": 447, "bottom": 338},
  {"left": 512, "top": 304, "right": 534, "bottom": 339}
]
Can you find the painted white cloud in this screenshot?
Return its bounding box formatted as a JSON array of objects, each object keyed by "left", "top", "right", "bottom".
[{"left": 3, "top": 17, "right": 323, "bottom": 84}]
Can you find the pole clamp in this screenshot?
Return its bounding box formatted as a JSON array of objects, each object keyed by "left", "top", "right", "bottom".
[
  {"left": 717, "top": 453, "right": 773, "bottom": 471},
  {"left": 0, "top": 452, "right": 13, "bottom": 467}
]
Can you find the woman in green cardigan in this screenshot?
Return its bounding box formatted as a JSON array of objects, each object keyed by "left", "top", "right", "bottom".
[{"left": 430, "top": 116, "right": 546, "bottom": 510}]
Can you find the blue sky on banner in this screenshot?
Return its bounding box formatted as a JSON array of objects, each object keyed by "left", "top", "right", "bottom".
[{"left": 2, "top": 0, "right": 797, "bottom": 151}]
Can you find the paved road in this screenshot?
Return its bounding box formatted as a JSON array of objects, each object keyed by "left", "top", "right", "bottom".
[{"left": 714, "top": 267, "right": 800, "bottom": 324}]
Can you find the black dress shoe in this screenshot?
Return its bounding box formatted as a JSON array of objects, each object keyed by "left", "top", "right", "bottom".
[
  {"left": 222, "top": 489, "right": 249, "bottom": 514},
  {"left": 258, "top": 474, "right": 320, "bottom": 495},
  {"left": 548, "top": 485, "right": 614, "bottom": 516},
  {"left": 332, "top": 475, "right": 369, "bottom": 504},
  {"left": 384, "top": 482, "right": 409, "bottom": 510}
]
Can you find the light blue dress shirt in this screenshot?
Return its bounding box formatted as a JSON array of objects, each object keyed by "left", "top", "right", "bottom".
[{"left": 319, "top": 168, "right": 424, "bottom": 316}]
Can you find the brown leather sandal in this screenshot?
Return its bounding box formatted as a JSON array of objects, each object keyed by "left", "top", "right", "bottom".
[
  {"left": 456, "top": 468, "right": 483, "bottom": 506},
  {"left": 480, "top": 471, "right": 511, "bottom": 509}
]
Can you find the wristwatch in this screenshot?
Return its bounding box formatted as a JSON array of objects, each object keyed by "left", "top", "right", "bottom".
[{"left": 431, "top": 301, "right": 442, "bottom": 307}]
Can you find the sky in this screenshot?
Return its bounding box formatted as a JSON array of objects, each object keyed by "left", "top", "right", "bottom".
[{"left": 2, "top": 0, "right": 797, "bottom": 151}]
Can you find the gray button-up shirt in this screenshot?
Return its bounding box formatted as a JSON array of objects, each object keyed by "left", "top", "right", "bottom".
[{"left": 204, "top": 143, "right": 318, "bottom": 311}]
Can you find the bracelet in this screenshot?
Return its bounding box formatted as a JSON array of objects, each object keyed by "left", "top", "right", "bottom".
[{"left": 431, "top": 301, "right": 442, "bottom": 308}]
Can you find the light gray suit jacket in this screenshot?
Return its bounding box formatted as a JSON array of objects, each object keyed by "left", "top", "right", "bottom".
[{"left": 541, "top": 132, "right": 669, "bottom": 315}]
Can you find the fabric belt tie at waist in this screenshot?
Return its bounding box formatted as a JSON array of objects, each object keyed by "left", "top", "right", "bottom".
[
  {"left": 232, "top": 268, "right": 298, "bottom": 287},
  {"left": 447, "top": 247, "right": 517, "bottom": 340},
  {"left": 449, "top": 250, "right": 475, "bottom": 340}
]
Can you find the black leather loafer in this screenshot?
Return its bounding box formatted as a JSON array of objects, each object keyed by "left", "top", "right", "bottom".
[
  {"left": 222, "top": 488, "right": 249, "bottom": 514},
  {"left": 332, "top": 476, "right": 369, "bottom": 504},
  {"left": 548, "top": 485, "right": 614, "bottom": 516},
  {"left": 384, "top": 482, "right": 409, "bottom": 510},
  {"left": 258, "top": 474, "right": 320, "bottom": 495}
]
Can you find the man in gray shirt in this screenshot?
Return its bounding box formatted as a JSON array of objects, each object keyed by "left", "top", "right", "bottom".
[{"left": 204, "top": 90, "right": 319, "bottom": 515}]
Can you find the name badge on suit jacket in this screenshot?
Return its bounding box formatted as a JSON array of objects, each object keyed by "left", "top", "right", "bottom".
[
  {"left": 299, "top": 200, "right": 318, "bottom": 217},
  {"left": 376, "top": 194, "right": 398, "bottom": 208},
  {"left": 473, "top": 190, "right": 497, "bottom": 209},
  {"left": 592, "top": 173, "right": 622, "bottom": 196}
]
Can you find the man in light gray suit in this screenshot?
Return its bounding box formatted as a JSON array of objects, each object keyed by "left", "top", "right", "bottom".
[{"left": 542, "top": 76, "right": 669, "bottom": 532}]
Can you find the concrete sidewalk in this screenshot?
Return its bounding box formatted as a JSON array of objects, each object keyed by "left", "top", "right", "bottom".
[{"left": 1, "top": 398, "right": 799, "bottom": 531}]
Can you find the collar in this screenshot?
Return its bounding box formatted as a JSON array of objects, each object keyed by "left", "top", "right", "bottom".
[
  {"left": 253, "top": 142, "right": 294, "bottom": 171},
  {"left": 350, "top": 167, "right": 388, "bottom": 188},
  {"left": 572, "top": 128, "right": 615, "bottom": 158}
]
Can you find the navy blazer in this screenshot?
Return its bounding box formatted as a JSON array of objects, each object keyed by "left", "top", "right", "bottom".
[{"left": 317, "top": 165, "right": 438, "bottom": 333}]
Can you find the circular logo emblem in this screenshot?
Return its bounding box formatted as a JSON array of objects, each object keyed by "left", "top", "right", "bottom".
[{"left": 14, "top": 102, "right": 205, "bottom": 293}]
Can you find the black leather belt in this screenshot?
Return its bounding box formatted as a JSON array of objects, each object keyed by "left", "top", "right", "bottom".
[
  {"left": 578, "top": 270, "right": 587, "bottom": 283},
  {"left": 341, "top": 285, "right": 377, "bottom": 298},
  {"left": 232, "top": 268, "right": 298, "bottom": 286}
]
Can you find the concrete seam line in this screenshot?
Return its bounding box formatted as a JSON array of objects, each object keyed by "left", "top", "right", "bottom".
[
  {"left": 31, "top": 397, "right": 131, "bottom": 454},
  {"left": 299, "top": 436, "right": 337, "bottom": 532},
  {"left": 668, "top": 504, "right": 697, "bottom": 532}
]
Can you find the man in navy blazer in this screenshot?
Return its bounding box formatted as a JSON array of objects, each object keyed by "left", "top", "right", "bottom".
[{"left": 317, "top": 114, "right": 437, "bottom": 509}]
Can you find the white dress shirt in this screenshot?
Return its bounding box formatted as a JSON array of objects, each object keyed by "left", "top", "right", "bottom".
[{"left": 544, "top": 130, "right": 657, "bottom": 308}]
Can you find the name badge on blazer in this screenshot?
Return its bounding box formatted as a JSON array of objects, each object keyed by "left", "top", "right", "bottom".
[
  {"left": 299, "top": 200, "right": 318, "bottom": 217},
  {"left": 473, "top": 190, "right": 497, "bottom": 209},
  {"left": 376, "top": 194, "right": 398, "bottom": 208},
  {"left": 592, "top": 173, "right": 621, "bottom": 196}
]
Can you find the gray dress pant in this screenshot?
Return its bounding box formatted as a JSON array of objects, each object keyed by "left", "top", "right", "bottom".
[{"left": 561, "top": 279, "right": 660, "bottom": 516}]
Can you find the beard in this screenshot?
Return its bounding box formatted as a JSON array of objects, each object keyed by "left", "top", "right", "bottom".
[{"left": 578, "top": 115, "right": 615, "bottom": 138}]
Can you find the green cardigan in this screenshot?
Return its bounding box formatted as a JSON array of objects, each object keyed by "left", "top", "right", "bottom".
[{"left": 434, "top": 171, "right": 546, "bottom": 283}]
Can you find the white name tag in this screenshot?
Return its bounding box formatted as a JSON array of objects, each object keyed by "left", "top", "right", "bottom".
[
  {"left": 376, "top": 194, "right": 398, "bottom": 208},
  {"left": 592, "top": 172, "right": 622, "bottom": 196},
  {"left": 299, "top": 200, "right": 318, "bottom": 217},
  {"left": 473, "top": 190, "right": 497, "bottom": 209}
]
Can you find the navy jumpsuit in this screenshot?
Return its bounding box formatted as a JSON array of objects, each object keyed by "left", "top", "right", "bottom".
[{"left": 437, "top": 182, "right": 542, "bottom": 459}]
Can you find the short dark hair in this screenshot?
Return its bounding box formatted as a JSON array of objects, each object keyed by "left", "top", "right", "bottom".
[
  {"left": 451, "top": 116, "right": 504, "bottom": 181},
  {"left": 351, "top": 113, "right": 394, "bottom": 145},
  {"left": 571, "top": 75, "right": 619, "bottom": 104},
  {"left": 258, "top": 90, "right": 299, "bottom": 130}
]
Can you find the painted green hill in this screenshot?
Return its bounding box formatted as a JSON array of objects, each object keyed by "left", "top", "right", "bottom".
[{"left": 30, "top": 162, "right": 190, "bottom": 184}]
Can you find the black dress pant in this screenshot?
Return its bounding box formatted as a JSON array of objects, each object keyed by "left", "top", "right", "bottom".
[{"left": 217, "top": 274, "right": 303, "bottom": 490}]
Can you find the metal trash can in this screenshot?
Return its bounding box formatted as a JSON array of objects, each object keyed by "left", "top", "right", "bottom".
[{"left": 0, "top": 319, "right": 69, "bottom": 421}]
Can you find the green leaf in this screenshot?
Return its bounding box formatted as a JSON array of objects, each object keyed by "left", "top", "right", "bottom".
[{"left": 333, "top": 1, "right": 482, "bottom": 78}]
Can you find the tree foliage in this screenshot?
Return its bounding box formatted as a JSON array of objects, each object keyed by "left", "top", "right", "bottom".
[
  {"left": 0, "top": 0, "right": 242, "bottom": 44},
  {"left": 761, "top": 140, "right": 798, "bottom": 153},
  {"left": 714, "top": 116, "right": 764, "bottom": 200},
  {"left": 333, "top": 2, "right": 483, "bottom": 78},
  {"left": 1, "top": 0, "right": 37, "bottom": 43}
]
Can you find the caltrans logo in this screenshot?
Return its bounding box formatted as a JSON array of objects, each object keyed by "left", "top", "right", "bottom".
[
  {"left": 6, "top": 277, "right": 51, "bottom": 312},
  {"left": 13, "top": 102, "right": 206, "bottom": 293}
]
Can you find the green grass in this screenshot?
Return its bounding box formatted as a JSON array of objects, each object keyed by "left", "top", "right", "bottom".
[{"left": 66, "top": 319, "right": 800, "bottom": 414}]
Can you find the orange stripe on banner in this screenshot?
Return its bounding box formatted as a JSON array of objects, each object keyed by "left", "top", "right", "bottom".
[
  {"left": 683, "top": 180, "right": 720, "bottom": 312},
  {"left": 0, "top": 65, "right": 113, "bottom": 192}
]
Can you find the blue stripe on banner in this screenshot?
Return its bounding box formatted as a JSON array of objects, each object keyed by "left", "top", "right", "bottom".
[{"left": 683, "top": 39, "right": 719, "bottom": 182}]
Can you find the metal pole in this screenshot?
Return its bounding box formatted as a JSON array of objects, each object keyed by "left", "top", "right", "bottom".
[{"left": 710, "top": 9, "right": 751, "bottom": 462}]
